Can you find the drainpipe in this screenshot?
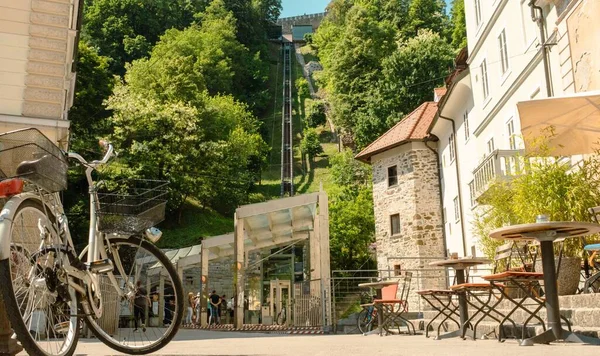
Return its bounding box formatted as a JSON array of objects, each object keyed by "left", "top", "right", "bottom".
[
  {"left": 529, "top": 0, "right": 553, "bottom": 97},
  {"left": 438, "top": 115, "right": 468, "bottom": 257},
  {"left": 423, "top": 137, "right": 449, "bottom": 259}
]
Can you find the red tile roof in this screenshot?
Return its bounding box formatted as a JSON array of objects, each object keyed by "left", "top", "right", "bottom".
[
  {"left": 434, "top": 87, "right": 447, "bottom": 99},
  {"left": 355, "top": 101, "right": 438, "bottom": 163}
]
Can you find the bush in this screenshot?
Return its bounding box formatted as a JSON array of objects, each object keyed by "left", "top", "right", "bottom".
[
  {"left": 306, "top": 100, "right": 327, "bottom": 127},
  {"left": 474, "top": 137, "right": 600, "bottom": 259},
  {"left": 300, "top": 128, "right": 323, "bottom": 163}
]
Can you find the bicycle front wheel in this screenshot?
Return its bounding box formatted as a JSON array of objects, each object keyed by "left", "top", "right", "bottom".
[
  {"left": 84, "top": 236, "right": 183, "bottom": 355},
  {"left": 357, "top": 308, "right": 377, "bottom": 334},
  {"left": 0, "top": 198, "right": 80, "bottom": 356}
]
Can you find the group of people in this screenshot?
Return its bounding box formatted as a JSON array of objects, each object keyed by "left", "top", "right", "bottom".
[{"left": 185, "top": 290, "right": 234, "bottom": 326}]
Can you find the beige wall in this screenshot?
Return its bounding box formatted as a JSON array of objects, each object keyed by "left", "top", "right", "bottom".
[
  {"left": 567, "top": 0, "right": 600, "bottom": 92},
  {"left": 0, "top": 0, "right": 79, "bottom": 144}
]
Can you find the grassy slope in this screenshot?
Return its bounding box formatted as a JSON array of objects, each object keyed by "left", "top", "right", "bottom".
[{"left": 158, "top": 200, "right": 233, "bottom": 249}]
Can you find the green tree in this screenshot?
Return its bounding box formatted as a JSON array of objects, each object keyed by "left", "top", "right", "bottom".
[
  {"left": 402, "top": 0, "right": 449, "bottom": 39},
  {"left": 68, "top": 41, "right": 115, "bottom": 152},
  {"left": 83, "top": 0, "right": 203, "bottom": 74},
  {"left": 329, "top": 149, "right": 372, "bottom": 191},
  {"left": 450, "top": 0, "right": 467, "bottom": 49},
  {"left": 329, "top": 187, "right": 376, "bottom": 270},
  {"left": 300, "top": 128, "right": 323, "bottom": 164},
  {"left": 295, "top": 77, "right": 310, "bottom": 100},
  {"left": 306, "top": 100, "right": 327, "bottom": 128}
]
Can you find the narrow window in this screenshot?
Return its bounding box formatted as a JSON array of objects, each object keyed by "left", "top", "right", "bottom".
[
  {"left": 469, "top": 181, "right": 476, "bottom": 207},
  {"left": 394, "top": 264, "right": 402, "bottom": 276},
  {"left": 498, "top": 29, "right": 509, "bottom": 74},
  {"left": 390, "top": 214, "right": 401, "bottom": 235},
  {"left": 507, "top": 119, "right": 516, "bottom": 150},
  {"left": 487, "top": 137, "right": 495, "bottom": 154},
  {"left": 463, "top": 111, "right": 470, "bottom": 141},
  {"left": 474, "top": 0, "right": 482, "bottom": 26},
  {"left": 481, "top": 59, "right": 489, "bottom": 99},
  {"left": 387, "top": 165, "right": 398, "bottom": 187},
  {"left": 453, "top": 197, "right": 460, "bottom": 222},
  {"left": 449, "top": 133, "right": 456, "bottom": 162}
]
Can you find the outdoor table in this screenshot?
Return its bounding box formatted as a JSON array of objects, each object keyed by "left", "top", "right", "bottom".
[
  {"left": 490, "top": 221, "right": 600, "bottom": 346},
  {"left": 428, "top": 257, "right": 490, "bottom": 340},
  {"left": 358, "top": 280, "right": 397, "bottom": 336}
]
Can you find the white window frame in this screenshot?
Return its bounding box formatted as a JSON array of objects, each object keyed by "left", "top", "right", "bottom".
[
  {"left": 498, "top": 29, "right": 509, "bottom": 75},
  {"left": 507, "top": 119, "right": 516, "bottom": 150},
  {"left": 469, "top": 181, "right": 477, "bottom": 207},
  {"left": 487, "top": 137, "right": 495, "bottom": 154},
  {"left": 453, "top": 196, "right": 460, "bottom": 222},
  {"left": 481, "top": 59, "right": 489, "bottom": 100},
  {"left": 463, "top": 111, "right": 470, "bottom": 142},
  {"left": 474, "top": 0, "right": 482, "bottom": 26},
  {"left": 449, "top": 133, "right": 456, "bottom": 163}
]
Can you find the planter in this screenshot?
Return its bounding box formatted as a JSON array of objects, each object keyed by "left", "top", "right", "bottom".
[{"left": 535, "top": 256, "right": 581, "bottom": 296}]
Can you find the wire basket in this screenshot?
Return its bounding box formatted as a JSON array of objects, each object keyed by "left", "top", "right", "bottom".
[
  {"left": 97, "top": 179, "right": 168, "bottom": 234},
  {"left": 0, "top": 128, "right": 67, "bottom": 192}
]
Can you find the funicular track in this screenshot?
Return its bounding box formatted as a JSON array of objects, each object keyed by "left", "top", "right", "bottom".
[{"left": 281, "top": 43, "right": 294, "bottom": 197}]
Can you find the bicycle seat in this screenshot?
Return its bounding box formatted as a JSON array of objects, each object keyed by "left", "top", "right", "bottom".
[
  {"left": 16, "top": 154, "right": 54, "bottom": 177},
  {"left": 584, "top": 243, "right": 600, "bottom": 252}
]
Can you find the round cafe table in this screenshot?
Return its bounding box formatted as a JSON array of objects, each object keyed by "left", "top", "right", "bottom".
[
  {"left": 490, "top": 221, "right": 600, "bottom": 346},
  {"left": 429, "top": 257, "right": 490, "bottom": 339},
  {"left": 358, "top": 280, "right": 397, "bottom": 336}
]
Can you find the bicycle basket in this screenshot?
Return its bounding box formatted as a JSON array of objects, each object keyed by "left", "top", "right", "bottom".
[
  {"left": 0, "top": 128, "right": 67, "bottom": 192},
  {"left": 97, "top": 179, "right": 168, "bottom": 234}
]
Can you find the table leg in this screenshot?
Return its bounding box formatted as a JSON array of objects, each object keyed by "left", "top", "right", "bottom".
[
  {"left": 434, "top": 269, "right": 475, "bottom": 340},
  {"left": 521, "top": 241, "right": 600, "bottom": 346}
]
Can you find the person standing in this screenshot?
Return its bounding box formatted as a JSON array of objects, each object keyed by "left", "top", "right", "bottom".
[
  {"left": 219, "top": 295, "right": 227, "bottom": 323},
  {"left": 208, "top": 290, "right": 221, "bottom": 325},
  {"left": 133, "top": 281, "right": 149, "bottom": 332},
  {"left": 185, "top": 292, "right": 194, "bottom": 326}
]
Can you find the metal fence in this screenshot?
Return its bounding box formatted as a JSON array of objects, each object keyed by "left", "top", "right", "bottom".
[{"left": 330, "top": 260, "right": 494, "bottom": 332}]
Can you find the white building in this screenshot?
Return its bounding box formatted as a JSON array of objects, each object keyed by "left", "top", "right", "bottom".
[
  {"left": 431, "top": 0, "right": 600, "bottom": 258},
  {"left": 0, "top": 0, "right": 82, "bottom": 146}
]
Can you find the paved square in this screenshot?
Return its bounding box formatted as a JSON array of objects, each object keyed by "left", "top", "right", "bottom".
[{"left": 40, "top": 329, "right": 599, "bottom": 356}]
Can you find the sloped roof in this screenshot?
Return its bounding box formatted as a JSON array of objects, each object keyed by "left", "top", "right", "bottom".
[
  {"left": 434, "top": 87, "right": 447, "bottom": 100},
  {"left": 355, "top": 101, "right": 438, "bottom": 163}
]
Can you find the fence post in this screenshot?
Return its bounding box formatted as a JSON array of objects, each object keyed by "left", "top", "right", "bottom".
[
  {"left": 330, "top": 277, "right": 336, "bottom": 333},
  {"left": 320, "top": 279, "right": 328, "bottom": 333}
]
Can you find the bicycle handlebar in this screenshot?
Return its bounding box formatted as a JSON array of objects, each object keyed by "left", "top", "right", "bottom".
[{"left": 67, "top": 142, "right": 115, "bottom": 169}]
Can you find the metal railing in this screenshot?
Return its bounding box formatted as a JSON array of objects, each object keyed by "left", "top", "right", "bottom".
[
  {"left": 471, "top": 149, "right": 524, "bottom": 201},
  {"left": 330, "top": 263, "right": 494, "bottom": 333}
]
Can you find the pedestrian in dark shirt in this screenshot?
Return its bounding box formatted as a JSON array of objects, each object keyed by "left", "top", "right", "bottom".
[
  {"left": 133, "top": 281, "right": 149, "bottom": 332},
  {"left": 209, "top": 290, "right": 221, "bottom": 325}
]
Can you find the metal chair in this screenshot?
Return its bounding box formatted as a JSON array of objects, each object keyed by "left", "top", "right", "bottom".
[
  {"left": 373, "top": 272, "right": 416, "bottom": 335},
  {"left": 416, "top": 289, "right": 460, "bottom": 338}
]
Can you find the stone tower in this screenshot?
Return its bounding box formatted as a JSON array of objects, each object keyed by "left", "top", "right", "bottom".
[{"left": 355, "top": 101, "right": 446, "bottom": 309}]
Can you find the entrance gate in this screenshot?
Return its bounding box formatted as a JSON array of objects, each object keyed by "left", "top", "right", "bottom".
[{"left": 270, "top": 279, "right": 291, "bottom": 326}]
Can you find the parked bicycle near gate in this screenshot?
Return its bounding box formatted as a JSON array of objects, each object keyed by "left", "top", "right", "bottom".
[{"left": 0, "top": 128, "right": 183, "bottom": 356}]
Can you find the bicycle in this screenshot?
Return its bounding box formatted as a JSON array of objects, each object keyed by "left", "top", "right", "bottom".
[
  {"left": 0, "top": 128, "right": 184, "bottom": 356},
  {"left": 276, "top": 306, "right": 286, "bottom": 326},
  {"left": 356, "top": 296, "right": 379, "bottom": 334}
]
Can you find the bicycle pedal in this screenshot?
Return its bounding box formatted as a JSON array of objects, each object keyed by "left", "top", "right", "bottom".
[{"left": 85, "top": 259, "right": 113, "bottom": 273}]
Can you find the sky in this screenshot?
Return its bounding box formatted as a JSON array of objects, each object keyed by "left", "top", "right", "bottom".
[{"left": 279, "top": 0, "right": 453, "bottom": 18}]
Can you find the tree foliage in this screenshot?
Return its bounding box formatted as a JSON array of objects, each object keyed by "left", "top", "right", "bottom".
[
  {"left": 328, "top": 150, "right": 375, "bottom": 270},
  {"left": 82, "top": 0, "right": 203, "bottom": 74},
  {"left": 306, "top": 100, "right": 327, "bottom": 128},
  {"left": 300, "top": 128, "right": 323, "bottom": 163},
  {"left": 450, "top": 0, "right": 467, "bottom": 49},
  {"left": 313, "top": 0, "right": 456, "bottom": 149},
  {"left": 68, "top": 41, "right": 115, "bottom": 153},
  {"left": 474, "top": 140, "right": 600, "bottom": 259}
]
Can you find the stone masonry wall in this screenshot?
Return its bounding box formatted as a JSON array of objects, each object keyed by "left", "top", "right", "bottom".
[{"left": 371, "top": 143, "right": 446, "bottom": 311}]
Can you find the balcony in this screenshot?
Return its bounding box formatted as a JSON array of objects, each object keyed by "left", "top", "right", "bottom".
[{"left": 470, "top": 149, "right": 524, "bottom": 203}]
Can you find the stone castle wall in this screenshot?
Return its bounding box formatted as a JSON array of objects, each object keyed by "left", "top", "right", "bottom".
[
  {"left": 371, "top": 142, "right": 446, "bottom": 310},
  {"left": 276, "top": 12, "right": 326, "bottom": 34}
]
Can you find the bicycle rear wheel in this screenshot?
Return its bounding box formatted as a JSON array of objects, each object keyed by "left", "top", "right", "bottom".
[
  {"left": 0, "top": 198, "right": 80, "bottom": 356},
  {"left": 83, "top": 236, "right": 183, "bottom": 355}
]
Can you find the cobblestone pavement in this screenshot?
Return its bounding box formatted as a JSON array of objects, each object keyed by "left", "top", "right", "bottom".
[{"left": 24, "top": 329, "right": 599, "bottom": 356}]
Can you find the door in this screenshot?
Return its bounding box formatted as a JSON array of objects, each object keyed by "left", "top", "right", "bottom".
[{"left": 269, "top": 279, "right": 291, "bottom": 326}]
